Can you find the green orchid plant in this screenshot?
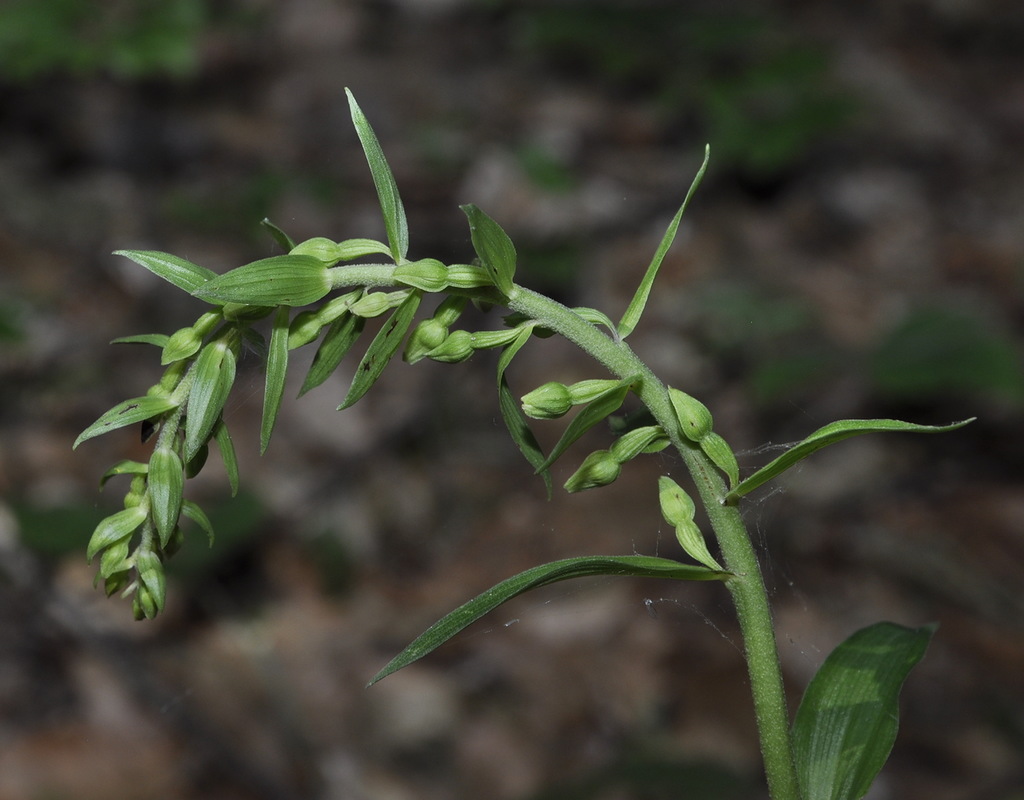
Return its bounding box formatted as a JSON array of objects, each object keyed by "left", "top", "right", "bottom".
[{"left": 75, "top": 90, "right": 971, "bottom": 800}]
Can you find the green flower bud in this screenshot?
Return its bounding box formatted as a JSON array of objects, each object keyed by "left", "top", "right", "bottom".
[
  {"left": 287, "top": 309, "right": 323, "bottom": 350},
  {"left": 193, "top": 255, "right": 331, "bottom": 307},
  {"left": 425, "top": 329, "right": 474, "bottom": 363},
  {"left": 668, "top": 387, "right": 714, "bottom": 443},
  {"left": 350, "top": 290, "right": 409, "bottom": 318},
  {"left": 468, "top": 328, "right": 522, "bottom": 350},
  {"left": 86, "top": 506, "right": 146, "bottom": 563},
  {"left": 148, "top": 446, "right": 184, "bottom": 547},
  {"left": 564, "top": 450, "right": 621, "bottom": 493},
  {"left": 432, "top": 296, "right": 468, "bottom": 327},
  {"left": 124, "top": 474, "right": 148, "bottom": 507},
  {"left": 521, "top": 382, "right": 573, "bottom": 419},
  {"left": 290, "top": 237, "right": 342, "bottom": 264},
  {"left": 135, "top": 550, "right": 166, "bottom": 616},
  {"left": 444, "top": 263, "right": 492, "bottom": 289},
  {"left": 658, "top": 475, "right": 696, "bottom": 528},
  {"left": 393, "top": 258, "right": 449, "bottom": 292},
  {"left": 99, "top": 539, "right": 131, "bottom": 579},
  {"left": 609, "top": 425, "right": 669, "bottom": 464},
  {"left": 102, "top": 570, "right": 132, "bottom": 598},
  {"left": 404, "top": 318, "right": 449, "bottom": 364},
  {"left": 161, "top": 326, "right": 204, "bottom": 365},
  {"left": 133, "top": 584, "right": 158, "bottom": 620}
]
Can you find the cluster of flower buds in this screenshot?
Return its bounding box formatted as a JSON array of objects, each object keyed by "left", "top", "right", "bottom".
[{"left": 403, "top": 296, "right": 532, "bottom": 365}]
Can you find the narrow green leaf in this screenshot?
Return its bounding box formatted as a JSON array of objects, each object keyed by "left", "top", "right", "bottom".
[
  {"left": 461, "top": 204, "right": 517, "bottom": 297},
  {"left": 725, "top": 417, "right": 976, "bottom": 504},
  {"left": 114, "top": 250, "right": 216, "bottom": 294},
  {"left": 299, "top": 311, "right": 366, "bottom": 396},
  {"left": 346, "top": 88, "right": 409, "bottom": 263},
  {"left": 368, "top": 554, "right": 730, "bottom": 685},
  {"left": 99, "top": 459, "right": 149, "bottom": 489},
  {"left": 792, "top": 621, "right": 936, "bottom": 800},
  {"left": 211, "top": 418, "right": 238, "bottom": 496},
  {"left": 617, "top": 144, "right": 709, "bottom": 339},
  {"left": 111, "top": 333, "right": 171, "bottom": 347},
  {"left": 339, "top": 290, "right": 421, "bottom": 409},
  {"left": 335, "top": 238, "right": 393, "bottom": 260},
  {"left": 260, "top": 217, "right": 296, "bottom": 251},
  {"left": 86, "top": 506, "right": 147, "bottom": 562},
  {"left": 535, "top": 378, "right": 636, "bottom": 474},
  {"left": 496, "top": 325, "right": 551, "bottom": 496},
  {"left": 571, "top": 306, "right": 618, "bottom": 336},
  {"left": 185, "top": 342, "right": 237, "bottom": 461},
  {"left": 74, "top": 395, "right": 178, "bottom": 449},
  {"left": 261, "top": 306, "right": 290, "bottom": 454},
  {"left": 193, "top": 255, "right": 331, "bottom": 306},
  {"left": 148, "top": 447, "right": 184, "bottom": 547},
  {"left": 181, "top": 499, "right": 215, "bottom": 546}
]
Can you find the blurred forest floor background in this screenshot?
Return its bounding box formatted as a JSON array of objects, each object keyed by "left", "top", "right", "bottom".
[{"left": 1, "top": 1, "right": 1023, "bottom": 799}]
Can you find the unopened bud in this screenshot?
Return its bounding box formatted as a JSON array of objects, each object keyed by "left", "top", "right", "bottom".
[
  {"left": 290, "top": 237, "right": 342, "bottom": 264},
  {"left": 425, "top": 329, "right": 474, "bottom": 363},
  {"left": 521, "top": 382, "right": 573, "bottom": 419},
  {"left": 564, "top": 450, "right": 621, "bottom": 493},
  {"left": 668, "top": 388, "right": 714, "bottom": 443},
  {"left": 393, "top": 258, "right": 449, "bottom": 292},
  {"left": 405, "top": 318, "right": 449, "bottom": 364}
]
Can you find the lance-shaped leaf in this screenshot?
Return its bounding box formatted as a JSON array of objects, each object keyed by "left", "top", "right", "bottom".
[
  {"left": 99, "top": 460, "right": 149, "bottom": 489},
  {"left": 185, "top": 341, "right": 237, "bottom": 461},
  {"left": 86, "top": 506, "right": 148, "bottom": 562},
  {"left": 792, "top": 621, "right": 935, "bottom": 800},
  {"left": 339, "top": 291, "right": 421, "bottom": 410},
  {"left": 368, "top": 554, "right": 730, "bottom": 685},
  {"left": 74, "top": 395, "right": 178, "bottom": 449},
  {"left": 114, "top": 250, "right": 216, "bottom": 294},
  {"left": 346, "top": 88, "right": 409, "bottom": 264},
  {"left": 211, "top": 418, "right": 238, "bottom": 496},
  {"left": 111, "top": 333, "right": 170, "bottom": 347},
  {"left": 148, "top": 446, "right": 184, "bottom": 547},
  {"left": 260, "top": 217, "right": 296, "bottom": 251},
  {"left": 617, "top": 144, "right": 709, "bottom": 339},
  {"left": 497, "top": 325, "right": 552, "bottom": 497},
  {"left": 193, "top": 255, "right": 331, "bottom": 306},
  {"left": 261, "top": 306, "right": 290, "bottom": 454},
  {"left": 181, "top": 499, "right": 215, "bottom": 546},
  {"left": 534, "top": 377, "right": 636, "bottom": 474},
  {"left": 461, "top": 204, "right": 517, "bottom": 298},
  {"left": 724, "top": 417, "right": 976, "bottom": 504},
  {"left": 300, "top": 311, "right": 366, "bottom": 396}
]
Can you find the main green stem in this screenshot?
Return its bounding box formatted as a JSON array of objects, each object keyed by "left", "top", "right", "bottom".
[{"left": 331, "top": 269, "right": 801, "bottom": 799}]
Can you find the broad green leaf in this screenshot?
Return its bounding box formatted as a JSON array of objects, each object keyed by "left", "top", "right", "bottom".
[
  {"left": 114, "top": 250, "right": 216, "bottom": 294},
  {"left": 99, "top": 460, "right": 148, "bottom": 489},
  {"left": 185, "top": 341, "right": 237, "bottom": 461},
  {"left": 74, "top": 395, "right": 178, "bottom": 449},
  {"left": 461, "top": 204, "right": 517, "bottom": 297},
  {"left": 211, "top": 418, "right": 238, "bottom": 496},
  {"left": 368, "top": 554, "right": 730, "bottom": 685},
  {"left": 725, "top": 417, "right": 976, "bottom": 504},
  {"left": 181, "top": 499, "right": 215, "bottom": 546},
  {"left": 792, "top": 621, "right": 935, "bottom": 800},
  {"left": 535, "top": 377, "right": 636, "bottom": 474},
  {"left": 339, "top": 291, "right": 421, "bottom": 409},
  {"left": 192, "top": 255, "right": 331, "bottom": 306},
  {"left": 497, "top": 325, "right": 552, "bottom": 497},
  {"left": 148, "top": 446, "right": 184, "bottom": 547},
  {"left": 111, "top": 333, "right": 170, "bottom": 347},
  {"left": 299, "top": 311, "right": 365, "bottom": 396},
  {"left": 617, "top": 145, "right": 709, "bottom": 339},
  {"left": 86, "top": 505, "right": 147, "bottom": 562},
  {"left": 346, "top": 88, "right": 409, "bottom": 263},
  {"left": 260, "top": 217, "right": 296, "bottom": 251},
  {"left": 261, "top": 306, "right": 290, "bottom": 454}
]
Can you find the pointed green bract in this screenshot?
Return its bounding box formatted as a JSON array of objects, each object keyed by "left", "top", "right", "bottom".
[
  {"left": 261, "top": 306, "right": 290, "bottom": 453},
  {"left": 461, "top": 204, "right": 517, "bottom": 298},
  {"left": 74, "top": 395, "right": 178, "bottom": 449},
  {"left": 99, "top": 460, "right": 148, "bottom": 489},
  {"left": 192, "top": 255, "right": 331, "bottom": 306},
  {"left": 725, "top": 417, "right": 976, "bottom": 504},
  {"left": 211, "top": 419, "right": 238, "bottom": 496},
  {"left": 299, "top": 311, "right": 365, "bottom": 396},
  {"left": 497, "top": 325, "right": 551, "bottom": 496},
  {"left": 111, "top": 333, "right": 170, "bottom": 347},
  {"left": 181, "top": 499, "right": 215, "bottom": 546},
  {"left": 368, "top": 554, "right": 730, "bottom": 685},
  {"left": 339, "top": 290, "right": 421, "bottom": 410},
  {"left": 86, "top": 506, "right": 147, "bottom": 563},
  {"left": 185, "top": 341, "right": 237, "bottom": 461},
  {"left": 535, "top": 377, "right": 636, "bottom": 474},
  {"left": 260, "top": 217, "right": 296, "bottom": 251},
  {"left": 617, "top": 145, "right": 709, "bottom": 339},
  {"left": 793, "top": 622, "right": 935, "bottom": 800},
  {"left": 114, "top": 250, "right": 216, "bottom": 294},
  {"left": 346, "top": 88, "right": 409, "bottom": 264}
]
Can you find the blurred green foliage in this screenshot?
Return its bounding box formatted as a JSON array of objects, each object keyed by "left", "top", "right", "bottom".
[
  {"left": 515, "top": 4, "right": 854, "bottom": 178},
  {"left": 0, "top": 0, "right": 207, "bottom": 81}
]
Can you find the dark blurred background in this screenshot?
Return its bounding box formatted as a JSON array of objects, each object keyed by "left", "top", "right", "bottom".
[{"left": 1, "top": 1, "right": 1022, "bottom": 799}]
